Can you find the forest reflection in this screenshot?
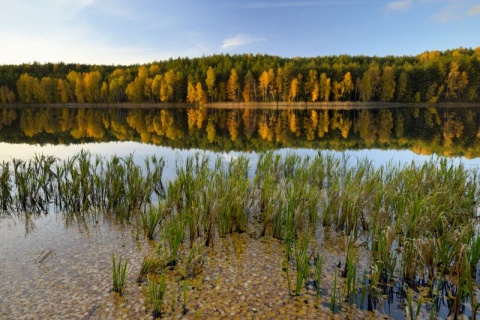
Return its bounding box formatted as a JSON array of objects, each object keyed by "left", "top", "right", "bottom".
[{"left": 0, "top": 106, "right": 478, "bottom": 158}]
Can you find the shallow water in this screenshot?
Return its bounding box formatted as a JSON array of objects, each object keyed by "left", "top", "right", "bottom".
[
  {"left": 1, "top": 143, "right": 480, "bottom": 319},
  {"left": 0, "top": 212, "right": 391, "bottom": 319},
  {"left": 0, "top": 213, "right": 153, "bottom": 319}
]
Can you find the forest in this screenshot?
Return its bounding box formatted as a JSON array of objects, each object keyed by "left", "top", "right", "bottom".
[{"left": 0, "top": 47, "right": 479, "bottom": 105}]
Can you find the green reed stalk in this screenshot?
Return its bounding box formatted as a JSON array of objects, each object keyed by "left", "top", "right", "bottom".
[
  {"left": 294, "top": 233, "right": 311, "bottom": 296},
  {"left": 283, "top": 256, "right": 292, "bottom": 298},
  {"left": 182, "top": 279, "right": 188, "bottom": 315},
  {"left": 147, "top": 274, "right": 167, "bottom": 318},
  {"left": 0, "top": 161, "right": 12, "bottom": 211},
  {"left": 162, "top": 214, "right": 185, "bottom": 266},
  {"left": 343, "top": 238, "right": 358, "bottom": 303},
  {"left": 112, "top": 253, "right": 128, "bottom": 296},
  {"left": 141, "top": 205, "right": 163, "bottom": 240}
]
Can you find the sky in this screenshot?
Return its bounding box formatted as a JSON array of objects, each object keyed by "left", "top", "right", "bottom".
[{"left": 0, "top": 0, "right": 479, "bottom": 65}]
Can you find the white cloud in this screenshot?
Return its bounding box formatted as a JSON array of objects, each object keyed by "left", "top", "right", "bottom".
[
  {"left": 468, "top": 5, "right": 480, "bottom": 16},
  {"left": 221, "top": 34, "right": 266, "bottom": 50},
  {"left": 431, "top": 3, "right": 480, "bottom": 22},
  {"left": 386, "top": 0, "right": 413, "bottom": 12}
]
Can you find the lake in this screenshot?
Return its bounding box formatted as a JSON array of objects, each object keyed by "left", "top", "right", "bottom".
[{"left": 0, "top": 105, "right": 479, "bottom": 319}]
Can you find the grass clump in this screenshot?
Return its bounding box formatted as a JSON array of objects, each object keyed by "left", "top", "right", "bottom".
[{"left": 112, "top": 253, "right": 128, "bottom": 296}]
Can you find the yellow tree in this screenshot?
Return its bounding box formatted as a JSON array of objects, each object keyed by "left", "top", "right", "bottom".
[
  {"left": 275, "top": 68, "right": 284, "bottom": 102},
  {"left": 319, "top": 73, "right": 331, "bottom": 102},
  {"left": 152, "top": 74, "right": 162, "bottom": 102},
  {"left": 17, "top": 73, "right": 36, "bottom": 103},
  {"left": 108, "top": 68, "right": 129, "bottom": 102},
  {"left": 160, "top": 69, "right": 177, "bottom": 102},
  {"left": 187, "top": 80, "right": 196, "bottom": 104},
  {"left": 289, "top": 77, "right": 299, "bottom": 102},
  {"left": 306, "top": 70, "right": 319, "bottom": 102},
  {"left": 195, "top": 82, "right": 207, "bottom": 105},
  {"left": 359, "top": 66, "right": 381, "bottom": 101},
  {"left": 380, "top": 66, "right": 396, "bottom": 102},
  {"left": 84, "top": 70, "right": 102, "bottom": 103},
  {"left": 259, "top": 71, "right": 270, "bottom": 101},
  {"left": 342, "top": 72, "right": 354, "bottom": 101},
  {"left": 100, "top": 82, "right": 109, "bottom": 102},
  {"left": 227, "top": 69, "right": 240, "bottom": 102},
  {"left": 125, "top": 66, "right": 148, "bottom": 102},
  {"left": 445, "top": 61, "right": 468, "bottom": 100},
  {"left": 332, "top": 81, "right": 343, "bottom": 101},
  {"left": 67, "top": 71, "right": 86, "bottom": 103},
  {"left": 0, "top": 86, "right": 15, "bottom": 103},
  {"left": 205, "top": 66, "right": 216, "bottom": 102},
  {"left": 38, "top": 77, "right": 57, "bottom": 103}
]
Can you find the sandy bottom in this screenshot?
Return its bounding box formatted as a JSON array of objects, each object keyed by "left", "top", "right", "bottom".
[{"left": 0, "top": 213, "right": 398, "bottom": 319}]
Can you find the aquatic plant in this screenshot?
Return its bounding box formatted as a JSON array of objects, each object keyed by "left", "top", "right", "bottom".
[
  {"left": 294, "top": 232, "right": 311, "bottom": 296},
  {"left": 141, "top": 205, "right": 163, "bottom": 239},
  {"left": 112, "top": 253, "right": 128, "bottom": 296},
  {"left": 0, "top": 161, "right": 12, "bottom": 211},
  {"left": 405, "top": 286, "right": 422, "bottom": 320},
  {"left": 161, "top": 213, "right": 185, "bottom": 266},
  {"left": 147, "top": 274, "right": 167, "bottom": 318},
  {"left": 137, "top": 255, "right": 164, "bottom": 283}
]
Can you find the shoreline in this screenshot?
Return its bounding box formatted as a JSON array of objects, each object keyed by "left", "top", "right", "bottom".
[{"left": 1, "top": 101, "right": 479, "bottom": 110}]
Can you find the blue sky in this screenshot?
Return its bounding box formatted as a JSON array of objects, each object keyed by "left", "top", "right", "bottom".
[{"left": 0, "top": 0, "right": 479, "bottom": 65}]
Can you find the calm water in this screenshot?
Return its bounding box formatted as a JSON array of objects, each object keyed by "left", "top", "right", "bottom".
[{"left": 1, "top": 105, "right": 480, "bottom": 319}]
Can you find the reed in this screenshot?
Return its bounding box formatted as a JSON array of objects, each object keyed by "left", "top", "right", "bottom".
[
  {"left": 137, "top": 255, "right": 164, "bottom": 283},
  {"left": 343, "top": 238, "right": 358, "bottom": 303},
  {"left": 294, "top": 233, "right": 311, "bottom": 296},
  {"left": 141, "top": 205, "right": 163, "bottom": 239},
  {"left": 405, "top": 286, "right": 422, "bottom": 320},
  {"left": 147, "top": 274, "right": 167, "bottom": 318},
  {"left": 161, "top": 213, "right": 185, "bottom": 266},
  {"left": 0, "top": 161, "right": 12, "bottom": 211},
  {"left": 112, "top": 253, "right": 128, "bottom": 296},
  {"left": 182, "top": 279, "right": 188, "bottom": 315},
  {"left": 180, "top": 238, "right": 205, "bottom": 279}
]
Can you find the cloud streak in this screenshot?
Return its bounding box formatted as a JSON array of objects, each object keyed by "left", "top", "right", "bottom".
[
  {"left": 386, "top": 0, "right": 480, "bottom": 22},
  {"left": 235, "top": 1, "right": 368, "bottom": 9},
  {"left": 468, "top": 4, "right": 480, "bottom": 16},
  {"left": 386, "top": 0, "right": 413, "bottom": 12},
  {"left": 221, "top": 34, "right": 266, "bottom": 49}
]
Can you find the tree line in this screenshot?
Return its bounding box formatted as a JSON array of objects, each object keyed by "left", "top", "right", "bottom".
[{"left": 0, "top": 47, "right": 479, "bottom": 104}]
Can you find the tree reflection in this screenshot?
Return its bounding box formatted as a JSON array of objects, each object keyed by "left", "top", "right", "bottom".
[{"left": 2, "top": 106, "right": 480, "bottom": 158}]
